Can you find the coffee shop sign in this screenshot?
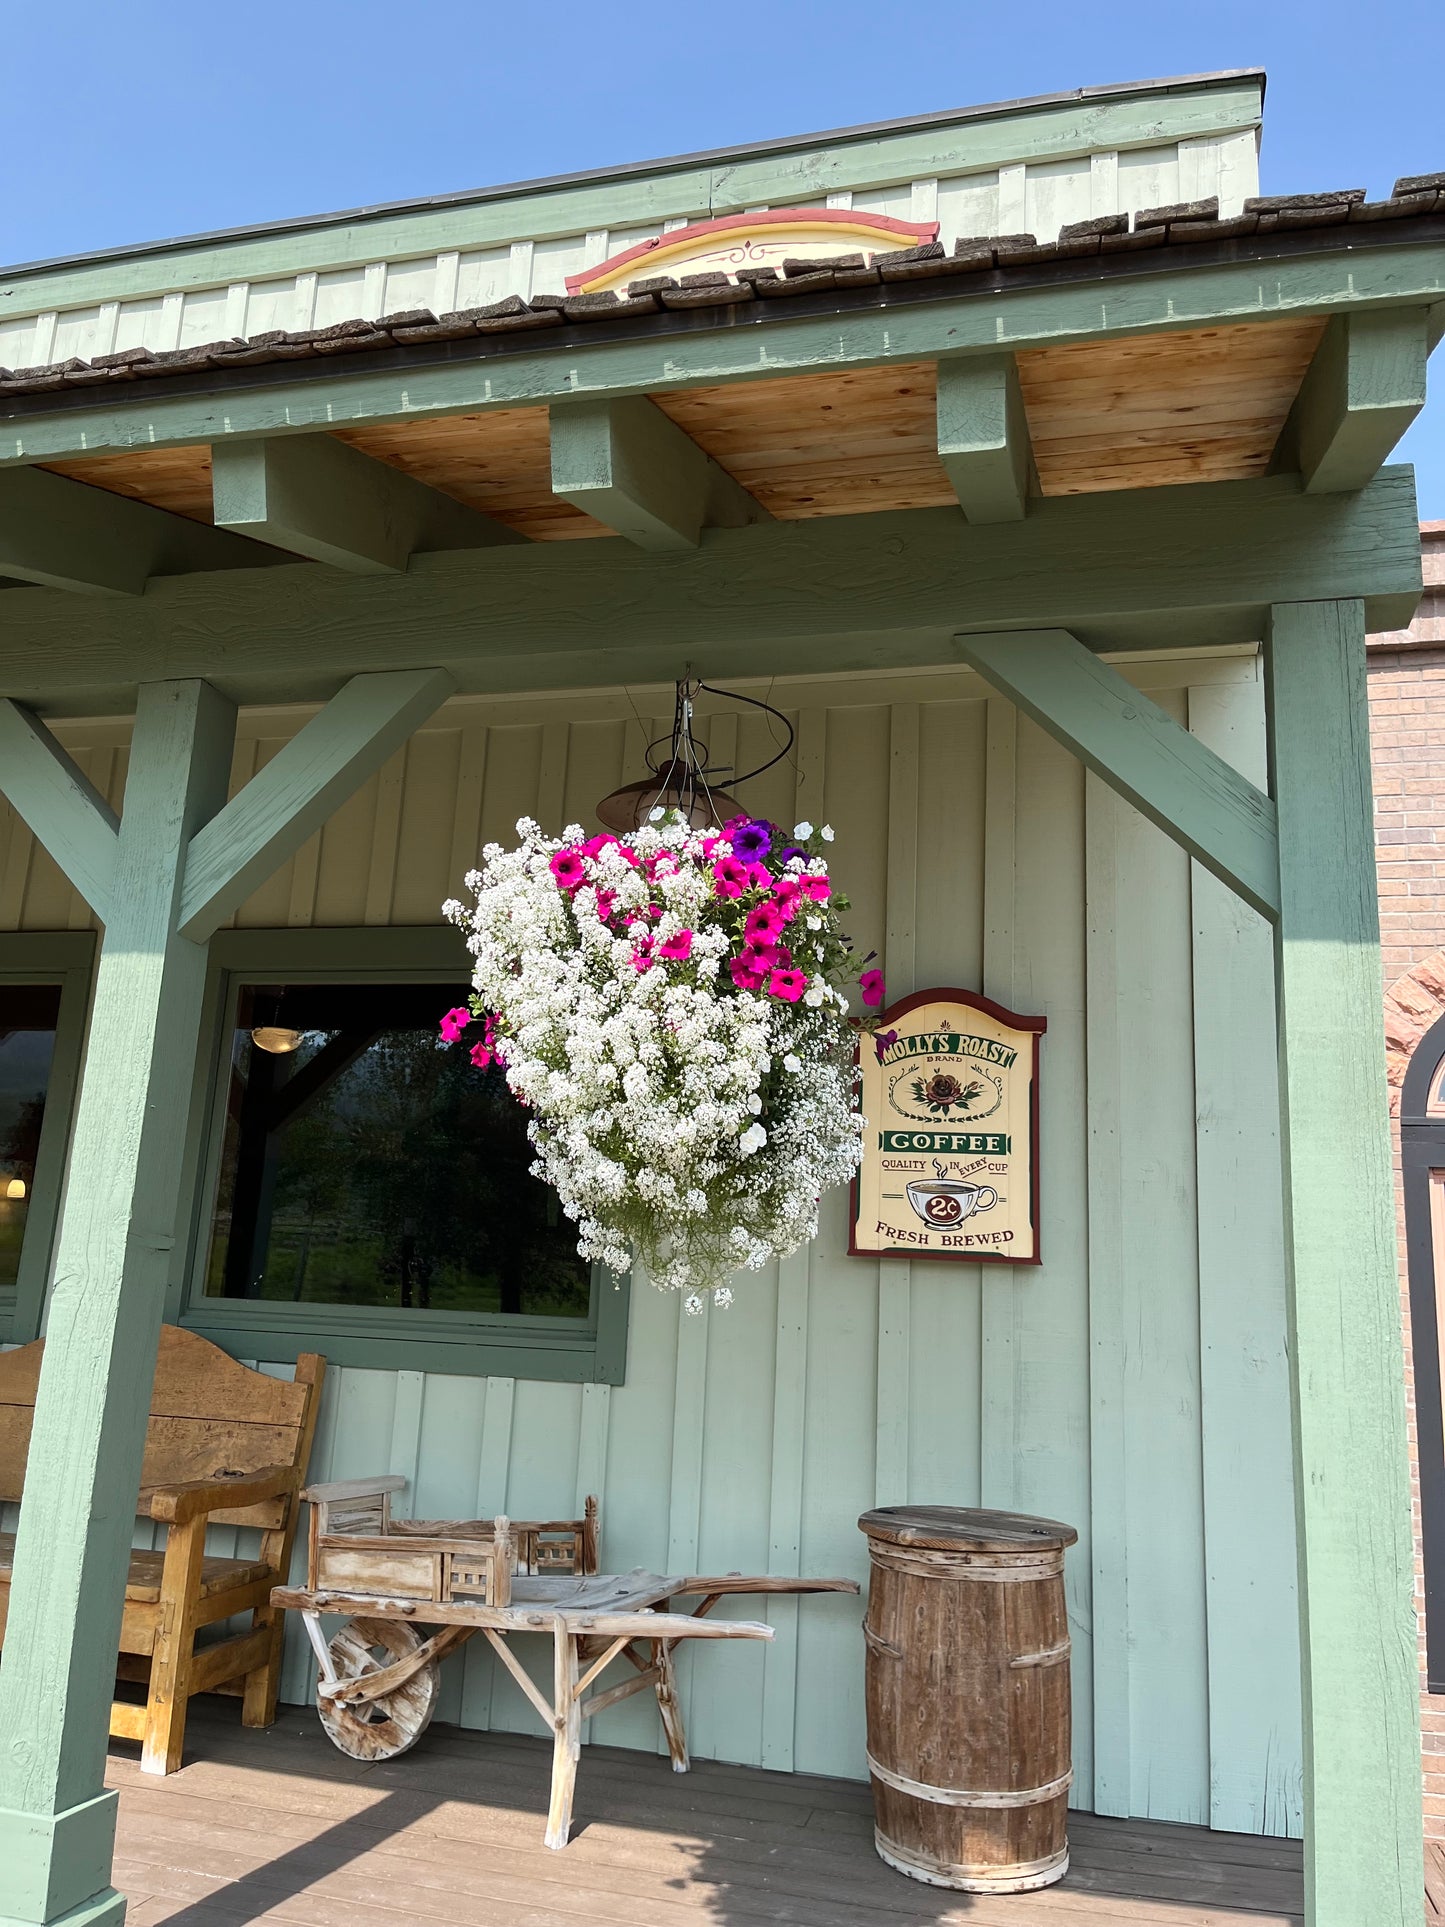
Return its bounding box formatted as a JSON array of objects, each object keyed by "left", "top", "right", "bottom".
[{"left": 850, "top": 989, "right": 1045, "bottom": 1266}]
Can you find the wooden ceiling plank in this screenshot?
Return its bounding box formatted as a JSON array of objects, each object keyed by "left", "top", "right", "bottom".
[{"left": 210, "top": 433, "right": 527, "bottom": 573}]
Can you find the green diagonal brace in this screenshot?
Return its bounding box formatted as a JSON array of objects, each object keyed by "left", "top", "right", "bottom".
[{"left": 955, "top": 628, "right": 1279, "bottom": 921}]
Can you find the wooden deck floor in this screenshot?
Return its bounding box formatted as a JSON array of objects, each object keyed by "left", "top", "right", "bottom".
[{"left": 106, "top": 1701, "right": 1306, "bottom": 1927}]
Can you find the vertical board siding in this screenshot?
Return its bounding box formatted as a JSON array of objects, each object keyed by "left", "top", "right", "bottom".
[{"left": 0, "top": 662, "right": 1301, "bottom": 1831}]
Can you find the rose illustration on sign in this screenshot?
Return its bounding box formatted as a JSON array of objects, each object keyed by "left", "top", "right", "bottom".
[{"left": 910, "top": 1070, "right": 985, "bottom": 1115}]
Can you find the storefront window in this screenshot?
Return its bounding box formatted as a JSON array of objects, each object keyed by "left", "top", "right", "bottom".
[
  {"left": 0, "top": 984, "right": 62, "bottom": 1297},
  {"left": 203, "top": 981, "right": 591, "bottom": 1319}
]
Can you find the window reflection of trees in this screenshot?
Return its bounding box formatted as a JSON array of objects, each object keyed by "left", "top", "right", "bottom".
[{"left": 208, "top": 995, "right": 590, "bottom": 1319}]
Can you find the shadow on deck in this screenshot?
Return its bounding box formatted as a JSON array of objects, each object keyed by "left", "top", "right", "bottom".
[{"left": 106, "top": 1700, "right": 1305, "bottom": 1926}]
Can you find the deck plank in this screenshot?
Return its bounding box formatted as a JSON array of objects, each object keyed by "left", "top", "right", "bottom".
[{"left": 106, "top": 1701, "right": 1309, "bottom": 1927}]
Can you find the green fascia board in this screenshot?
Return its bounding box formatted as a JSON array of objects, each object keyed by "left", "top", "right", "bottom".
[
  {"left": 0, "top": 471, "right": 1422, "bottom": 717},
  {"left": 7, "top": 241, "right": 1444, "bottom": 471},
  {"left": 211, "top": 434, "right": 524, "bottom": 571},
  {"left": 0, "top": 463, "right": 280, "bottom": 592},
  {"left": 0, "top": 78, "right": 1262, "bottom": 318},
  {"left": 1276, "top": 308, "right": 1431, "bottom": 494},
  {"left": 936, "top": 354, "right": 1035, "bottom": 522},
  {"left": 550, "top": 396, "right": 767, "bottom": 548}
]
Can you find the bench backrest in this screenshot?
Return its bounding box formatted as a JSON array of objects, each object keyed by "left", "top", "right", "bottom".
[{"left": 0, "top": 1326, "right": 325, "bottom": 1530}]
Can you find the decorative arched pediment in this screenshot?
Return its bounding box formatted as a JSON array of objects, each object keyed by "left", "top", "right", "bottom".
[{"left": 565, "top": 206, "right": 940, "bottom": 295}]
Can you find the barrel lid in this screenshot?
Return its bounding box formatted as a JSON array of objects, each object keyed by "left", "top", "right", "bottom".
[{"left": 858, "top": 1505, "right": 1079, "bottom": 1553}]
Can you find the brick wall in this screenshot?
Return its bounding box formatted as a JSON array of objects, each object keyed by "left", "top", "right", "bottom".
[{"left": 1369, "top": 521, "right": 1445, "bottom": 1838}]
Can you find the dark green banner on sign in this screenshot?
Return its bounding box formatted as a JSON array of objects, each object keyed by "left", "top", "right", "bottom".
[{"left": 880, "top": 1130, "right": 1012, "bottom": 1154}]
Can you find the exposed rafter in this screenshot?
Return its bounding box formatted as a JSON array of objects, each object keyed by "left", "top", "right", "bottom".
[
  {"left": 549, "top": 397, "right": 768, "bottom": 549},
  {"left": 936, "top": 354, "right": 1036, "bottom": 523},
  {"left": 1275, "top": 307, "right": 1429, "bottom": 493},
  {"left": 0, "top": 465, "right": 280, "bottom": 596},
  {"left": 210, "top": 434, "right": 525, "bottom": 573},
  {"left": 955, "top": 628, "right": 1280, "bottom": 920}
]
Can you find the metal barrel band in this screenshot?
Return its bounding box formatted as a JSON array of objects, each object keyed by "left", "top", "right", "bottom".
[
  {"left": 867, "top": 1545, "right": 1063, "bottom": 1583},
  {"left": 874, "top": 1830, "right": 1070, "bottom": 1894},
  {"left": 866, "top": 1753, "right": 1073, "bottom": 1809}
]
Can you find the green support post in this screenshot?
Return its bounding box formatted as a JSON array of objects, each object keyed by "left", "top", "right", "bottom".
[
  {"left": 0, "top": 680, "right": 236, "bottom": 1927},
  {"left": 1266, "top": 600, "right": 1424, "bottom": 1927}
]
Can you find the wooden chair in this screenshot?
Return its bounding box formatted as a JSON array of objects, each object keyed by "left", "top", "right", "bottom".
[{"left": 0, "top": 1325, "right": 324, "bottom": 1774}]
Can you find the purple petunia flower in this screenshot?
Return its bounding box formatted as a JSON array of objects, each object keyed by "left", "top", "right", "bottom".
[{"left": 730, "top": 819, "right": 773, "bottom": 862}]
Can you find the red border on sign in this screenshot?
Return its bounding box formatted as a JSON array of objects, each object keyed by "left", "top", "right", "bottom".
[
  {"left": 847, "top": 987, "right": 1046, "bottom": 1268},
  {"left": 564, "top": 206, "right": 940, "bottom": 294}
]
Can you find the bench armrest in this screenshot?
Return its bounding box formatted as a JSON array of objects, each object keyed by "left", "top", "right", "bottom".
[
  {"left": 147, "top": 1463, "right": 300, "bottom": 1524},
  {"left": 300, "top": 1473, "right": 408, "bottom": 1504}
]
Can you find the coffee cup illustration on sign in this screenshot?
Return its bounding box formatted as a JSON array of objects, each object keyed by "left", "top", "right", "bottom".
[{"left": 904, "top": 1178, "right": 999, "bottom": 1228}]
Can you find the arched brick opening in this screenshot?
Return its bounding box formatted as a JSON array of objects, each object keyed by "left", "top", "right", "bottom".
[{"left": 1386, "top": 951, "right": 1445, "bottom": 1114}]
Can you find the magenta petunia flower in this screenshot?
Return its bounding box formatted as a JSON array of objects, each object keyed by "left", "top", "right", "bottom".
[
  {"left": 582, "top": 833, "right": 617, "bottom": 858},
  {"left": 439, "top": 1006, "right": 471, "bottom": 1042},
  {"left": 873, "top": 1027, "right": 899, "bottom": 1064},
  {"left": 768, "top": 968, "right": 807, "bottom": 1002},
  {"left": 745, "top": 902, "right": 787, "bottom": 942},
  {"left": 658, "top": 928, "right": 693, "bottom": 961},
  {"left": 713, "top": 856, "right": 751, "bottom": 898},
  {"left": 860, "top": 969, "right": 886, "bottom": 1008},
  {"left": 746, "top": 861, "right": 774, "bottom": 890},
  {"left": 730, "top": 955, "right": 766, "bottom": 991},
  {"left": 595, "top": 887, "right": 618, "bottom": 920},
  {"left": 801, "top": 873, "right": 831, "bottom": 901},
  {"left": 469, "top": 1040, "right": 494, "bottom": 1069},
  {"left": 630, "top": 937, "right": 655, "bottom": 972},
  {"left": 550, "top": 849, "right": 587, "bottom": 891}
]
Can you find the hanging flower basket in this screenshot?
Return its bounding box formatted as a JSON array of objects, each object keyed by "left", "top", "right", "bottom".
[{"left": 442, "top": 814, "right": 883, "bottom": 1310}]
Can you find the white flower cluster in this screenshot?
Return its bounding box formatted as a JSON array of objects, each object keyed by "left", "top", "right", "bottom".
[{"left": 443, "top": 816, "right": 864, "bottom": 1308}]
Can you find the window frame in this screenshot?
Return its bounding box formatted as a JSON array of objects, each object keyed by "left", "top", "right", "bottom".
[
  {"left": 169, "top": 928, "right": 630, "bottom": 1383},
  {"left": 0, "top": 931, "right": 96, "bottom": 1344}
]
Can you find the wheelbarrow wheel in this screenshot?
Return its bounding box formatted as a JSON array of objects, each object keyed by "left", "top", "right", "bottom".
[{"left": 316, "top": 1617, "right": 440, "bottom": 1762}]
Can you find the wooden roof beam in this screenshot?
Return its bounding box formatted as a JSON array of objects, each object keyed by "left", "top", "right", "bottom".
[
  {"left": 936, "top": 354, "right": 1037, "bottom": 523},
  {"left": 1276, "top": 307, "right": 1429, "bottom": 493},
  {"left": 0, "top": 463, "right": 280, "bottom": 595},
  {"left": 211, "top": 433, "right": 526, "bottom": 573},
  {"left": 549, "top": 396, "right": 768, "bottom": 549}
]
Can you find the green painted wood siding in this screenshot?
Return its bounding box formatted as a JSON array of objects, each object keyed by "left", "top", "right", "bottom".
[
  {"left": 0, "top": 654, "right": 1301, "bottom": 1833},
  {"left": 0, "top": 81, "right": 1259, "bottom": 373}
]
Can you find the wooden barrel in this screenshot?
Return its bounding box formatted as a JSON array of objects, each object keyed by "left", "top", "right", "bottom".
[{"left": 858, "top": 1505, "right": 1079, "bottom": 1893}]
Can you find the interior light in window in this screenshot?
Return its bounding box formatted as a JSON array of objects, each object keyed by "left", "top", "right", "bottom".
[
  {"left": 251, "top": 1026, "right": 302, "bottom": 1055},
  {"left": 5, "top": 1177, "right": 25, "bottom": 1201}
]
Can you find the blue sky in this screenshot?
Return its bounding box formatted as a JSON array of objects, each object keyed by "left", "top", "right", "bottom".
[{"left": 5, "top": 1, "right": 1442, "bottom": 513}]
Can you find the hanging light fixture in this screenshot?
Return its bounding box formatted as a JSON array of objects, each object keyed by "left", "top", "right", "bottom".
[
  {"left": 5, "top": 1177, "right": 25, "bottom": 1201},
  {"left": 250, "top": 989, "right": 302, "bottom": 1056},
  {"left": 596, "top": 677, "right": 795, "bottom": 833}
]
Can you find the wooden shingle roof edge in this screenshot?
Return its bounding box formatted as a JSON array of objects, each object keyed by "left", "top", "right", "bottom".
[{"left": 2, "top": 178, "right": 1441, "bottom": 405}]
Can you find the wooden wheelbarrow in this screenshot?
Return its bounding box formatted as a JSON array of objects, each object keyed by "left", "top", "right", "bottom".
[{"left": 272, "top": 1475, "right": 857, "bottom": 1848}]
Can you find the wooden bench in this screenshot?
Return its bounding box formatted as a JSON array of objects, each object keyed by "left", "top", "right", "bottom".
[{"left": 0, "top": 1325, "right": 324, "bottom": 1775}]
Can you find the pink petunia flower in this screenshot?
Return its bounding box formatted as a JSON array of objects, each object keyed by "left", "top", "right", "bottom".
[
  {"left": 658, "top": 929, "right": 693, "bottom": 961},
  {"left": 582, "top": 833, "right": 617, "bottom": 858},
  {"left": 873, "top": 1028, "right": 899, "bottom": 1064},
  {"left": 630, "top": 934, "right": 656, "bottom": 972},
  {"left": 742, "top": 941, "right": 790, "bottom": 972},
  {"left": 860, "top": 969, "right": 886, "bottom": 1008},
  {"left": 550, "top": 849, "right": 587, "bottom": 891},
  {"left": 767, "top": 968, "right": 807, "bottom": 1002},
  {"left": 730, "top": 955, "right": 766, "bottom": 991},
  {"left": 746, "top": 862, "right": 774, "bottom": 891},
  {"left": 713, "top": 856, "right": 751, "bottom": 898},
  {"left": 595, "top": 888, "right": 618, "bottom": 920},
  {"left": 745, "top": 902, "right": 787, "bottom": 943},
  {"left": 801, "top": 874, "right": 831, "bottom": 902},
  {"left": 439, "top": 1006, "right": 471, "bottom": 1043},
  {"left": 470, "top": 1040, "right": 494, "bottom": 1069}
]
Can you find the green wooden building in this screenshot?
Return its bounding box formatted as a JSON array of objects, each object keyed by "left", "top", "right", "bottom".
[{"left": 0, "top": 66, "right": 1440, "bottom": 1926}]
